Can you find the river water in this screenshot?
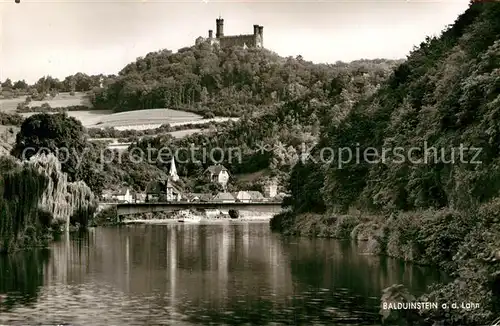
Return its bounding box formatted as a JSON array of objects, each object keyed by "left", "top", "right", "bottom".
[{"left": 0, "top": 222, "right": 444, "bottom": 325}]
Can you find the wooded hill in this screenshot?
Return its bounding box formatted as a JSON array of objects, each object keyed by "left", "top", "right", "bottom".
[{"left": 90, "top": 44, "right": 400, "bottom": 117}]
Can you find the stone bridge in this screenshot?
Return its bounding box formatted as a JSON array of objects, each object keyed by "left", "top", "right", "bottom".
[{"left": 116, "top": 201, "right": 283, "bottom": 217}]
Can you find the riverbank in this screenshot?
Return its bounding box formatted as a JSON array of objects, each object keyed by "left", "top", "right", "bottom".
[
  {"left": 123, "top": 218, "right": 271, "bottom": 225},
  {"left": 92, "top": 206, "right": 275, "bottom": 226},
  {"left": 270, "top": 202, "right": 500, "bottom": 324}
]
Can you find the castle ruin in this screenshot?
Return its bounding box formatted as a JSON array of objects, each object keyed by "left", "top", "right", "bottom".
[{"left": 195, "top": 17, "right": 263, "bottom": 49}]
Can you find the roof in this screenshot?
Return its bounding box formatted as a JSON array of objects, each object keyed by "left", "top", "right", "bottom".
[
  {"left": 146, "top": 177, "right": 183, "bottom": 194},
  {"left": 247, "top": 191, "right": 264, "bottom": 200},
  {"left": 186, "top": 193, "right": 213, "bottom": 202},
  {"left": 213, "top": 192, "right": 235, "bottom": 201},
  {"left": 185, "top": 193, "right": 202, "bottom": 200},
  {"left": 233, "top": 191, "right": 252, "bottom": 200},
  {"left": 112, "top": 187, "right": 129, "bottom": 196},
  {"left": 205, "top": 164, "right": 228, "bottom": 175},
  {"left": 199, "top": 193, "right": 213, "bottom": 201}
]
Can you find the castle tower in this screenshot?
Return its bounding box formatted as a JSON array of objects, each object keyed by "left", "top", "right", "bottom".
[
  {"left": 208, "top": 30, "right": 213, "bottom": 38},
  {"left": 258, "top": 26, "right": 264, "bottom": 47},
  {"left": 216, "top": 17, "right": 224, "bottom": 38},
  {"left": 169, "top": 157, "right": 179, "bottom": 181},
  {"left": 253, "top": 24, "right": 259, "bottom": 36}
]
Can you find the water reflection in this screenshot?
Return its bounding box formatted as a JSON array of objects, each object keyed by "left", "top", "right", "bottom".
[
  {"left": 0, "top": 223, "right": 445, "bottom": 325},
  {"left": 0, "top": 249, "right": 50, "bottom": 312}
]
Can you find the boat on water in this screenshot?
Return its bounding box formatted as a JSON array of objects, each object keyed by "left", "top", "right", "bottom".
[{"left": 177, "top": 215, "right": 202, "bottom": 223}]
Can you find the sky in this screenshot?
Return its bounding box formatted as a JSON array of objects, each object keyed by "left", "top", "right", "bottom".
[{"left": 0, "top": 0, "right": 470, "bottom": 84}]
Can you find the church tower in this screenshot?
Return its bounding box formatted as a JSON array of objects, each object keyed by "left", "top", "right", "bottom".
[{"left": 169, "top": 157, "right": 179, "bottom": 181}]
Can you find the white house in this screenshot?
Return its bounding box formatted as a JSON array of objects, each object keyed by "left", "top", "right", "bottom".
[
  {"left": 233, "top": 191, "right": 252, "bottom": 203},
  {"left": 212, "top": 192, "right": 235, "bottom": 203},
  {"left": 205, "top": 164, "right": 230, "bottom": 188},
  {"left": 113, "top": 188, "right": 133, "bottom": 203},
  {"left": 247, "top": 191, "right": 264, "bottom": 202},
  {"left": 263, "top": 180, "right": 278, "bottom": 198},
  {"left": 134, "top": 193, "right": 147, "bottom": 203}
]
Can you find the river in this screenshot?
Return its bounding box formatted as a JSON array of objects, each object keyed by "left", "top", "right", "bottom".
[{"left": 0, "top": 222, "right": 445, "bottom": 325}]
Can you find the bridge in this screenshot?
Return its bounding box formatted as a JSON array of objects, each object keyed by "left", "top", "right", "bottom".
[{"left": 116, "top": 201, "right": 283, "bottom": 217}]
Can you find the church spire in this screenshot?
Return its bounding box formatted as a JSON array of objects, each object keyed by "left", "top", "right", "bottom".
[{"left": 169, "top": 157, "right": 179, "bottom": 181}]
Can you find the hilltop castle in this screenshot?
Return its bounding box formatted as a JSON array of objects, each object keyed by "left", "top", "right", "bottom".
[{"left": 195, "top": 17, "right": 264, "bottom": 49}]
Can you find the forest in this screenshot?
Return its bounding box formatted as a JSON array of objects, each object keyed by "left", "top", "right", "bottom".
[{"left": 271, "top": 2, "right": 500, "bottom": 324}]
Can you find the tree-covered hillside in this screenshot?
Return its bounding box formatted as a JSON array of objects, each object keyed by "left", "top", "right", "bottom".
[
  {"left": 284, "top": 1, "right": 500, "bottom": 215},
  {"left": 90, "top": 43, "right": 399, "bottom": 117},
  {"left": 121, "top": 56, "right": 399, "bottom": 191},
  {"left": 274, "top": 2, "right": 500, "bottom": 324}
]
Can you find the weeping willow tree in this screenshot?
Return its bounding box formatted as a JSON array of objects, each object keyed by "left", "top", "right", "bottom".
[
  {"left": 0, "top": 160, "right": 52, "bottom": 253},
  {"left": 0, "top": 154, "right": 98, "bottom": 253}
]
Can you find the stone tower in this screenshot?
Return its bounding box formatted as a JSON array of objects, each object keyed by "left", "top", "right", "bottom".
[{"left": 216, "top": 17, "right": 224, "bottom": 38}]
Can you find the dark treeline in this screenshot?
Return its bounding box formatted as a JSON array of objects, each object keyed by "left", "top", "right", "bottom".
[
  {"left": 272, "top": 2, "right": 500, "bottom": 325},
  {"left": 16, "top": 105, "right": 90, "bottom": 113},
  {"left": 86, "top": 121, "right": 226, "bottom": 139},
  {"left": 0, "top": 73, "right": 112, "bottom": 99},
  {"left": 0, "top": 112, "right": 24, "bottom": 127}
]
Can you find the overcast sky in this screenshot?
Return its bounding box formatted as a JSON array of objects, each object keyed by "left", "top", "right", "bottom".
[{"left": 0, "top": 0, "right": 470, "bottom": 83}]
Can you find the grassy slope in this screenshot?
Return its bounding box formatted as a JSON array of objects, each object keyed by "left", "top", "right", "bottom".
[{"left": 0, "top": 92, "right": 91, "bottom": 113}]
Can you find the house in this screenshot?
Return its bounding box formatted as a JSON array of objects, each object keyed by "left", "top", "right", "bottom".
[
  {"left": 263, "top": 180, "right": 278, "bottom": 198},
  {"left": 145, "top": 177, "right": 183, "bottom": 202},
  {"left": 205, "top": 164, "right": 230, "bottom": 188},
  {"left": 233, "top": 191, "right": 252, "bottom": 203},
  {"left": 274, "top": 192, "right": 287, "bottom": 202},
  {"left": 134, "top": 192, "right": 147, "bottom": 203},
  {"left": 164, "top": 177, "right": 183, "bottom": 201},
  {"left": 113, "top": 187, "right": 133, "bottom": 203},
  {"left": 247, "top": 191, "right": 264, "bottom": 202},
  {"left": 185, "top": 193, "right": 212, "bottom": 202},
  {"left": 145, "top": 180, "right": 163, "bottom": 202},
  {"left": 212, "top": 192, "right": 235, "bottom": 203},
  {"left": 100, "top": 189, "right": 114, "bottom": 201}
]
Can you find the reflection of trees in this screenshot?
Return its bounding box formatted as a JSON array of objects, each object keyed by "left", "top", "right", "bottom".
[
  {"left": 0, "top": 224, "right": 446, "bottom": 324},
  {"left": 78, "top": 223, "right": 296, "bottom": 323},
  {"left": 282, "top": 237, "right": 444, "bottom": 295},
  {"left": 278, "top": 237, "right": 446, "bottom": 323},
  {"left": 0, "top": 249, "right": 50, "bottom": 312}
]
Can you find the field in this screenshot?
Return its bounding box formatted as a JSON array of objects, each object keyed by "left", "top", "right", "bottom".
[
  {"left": 0, "top": 97, "right": 26, "bottom": 113},
  {"left": 27, "top": 92, "right": 92, "bottom": 108},
  {"left": 20, "top": 109, "right": 113, "bottom": 127},
  {"left": 0, "top": 92, "right": 91, "bottom": 113},
  {"left": 87, "top": 108, "right": 204, "bottom": 129}
]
